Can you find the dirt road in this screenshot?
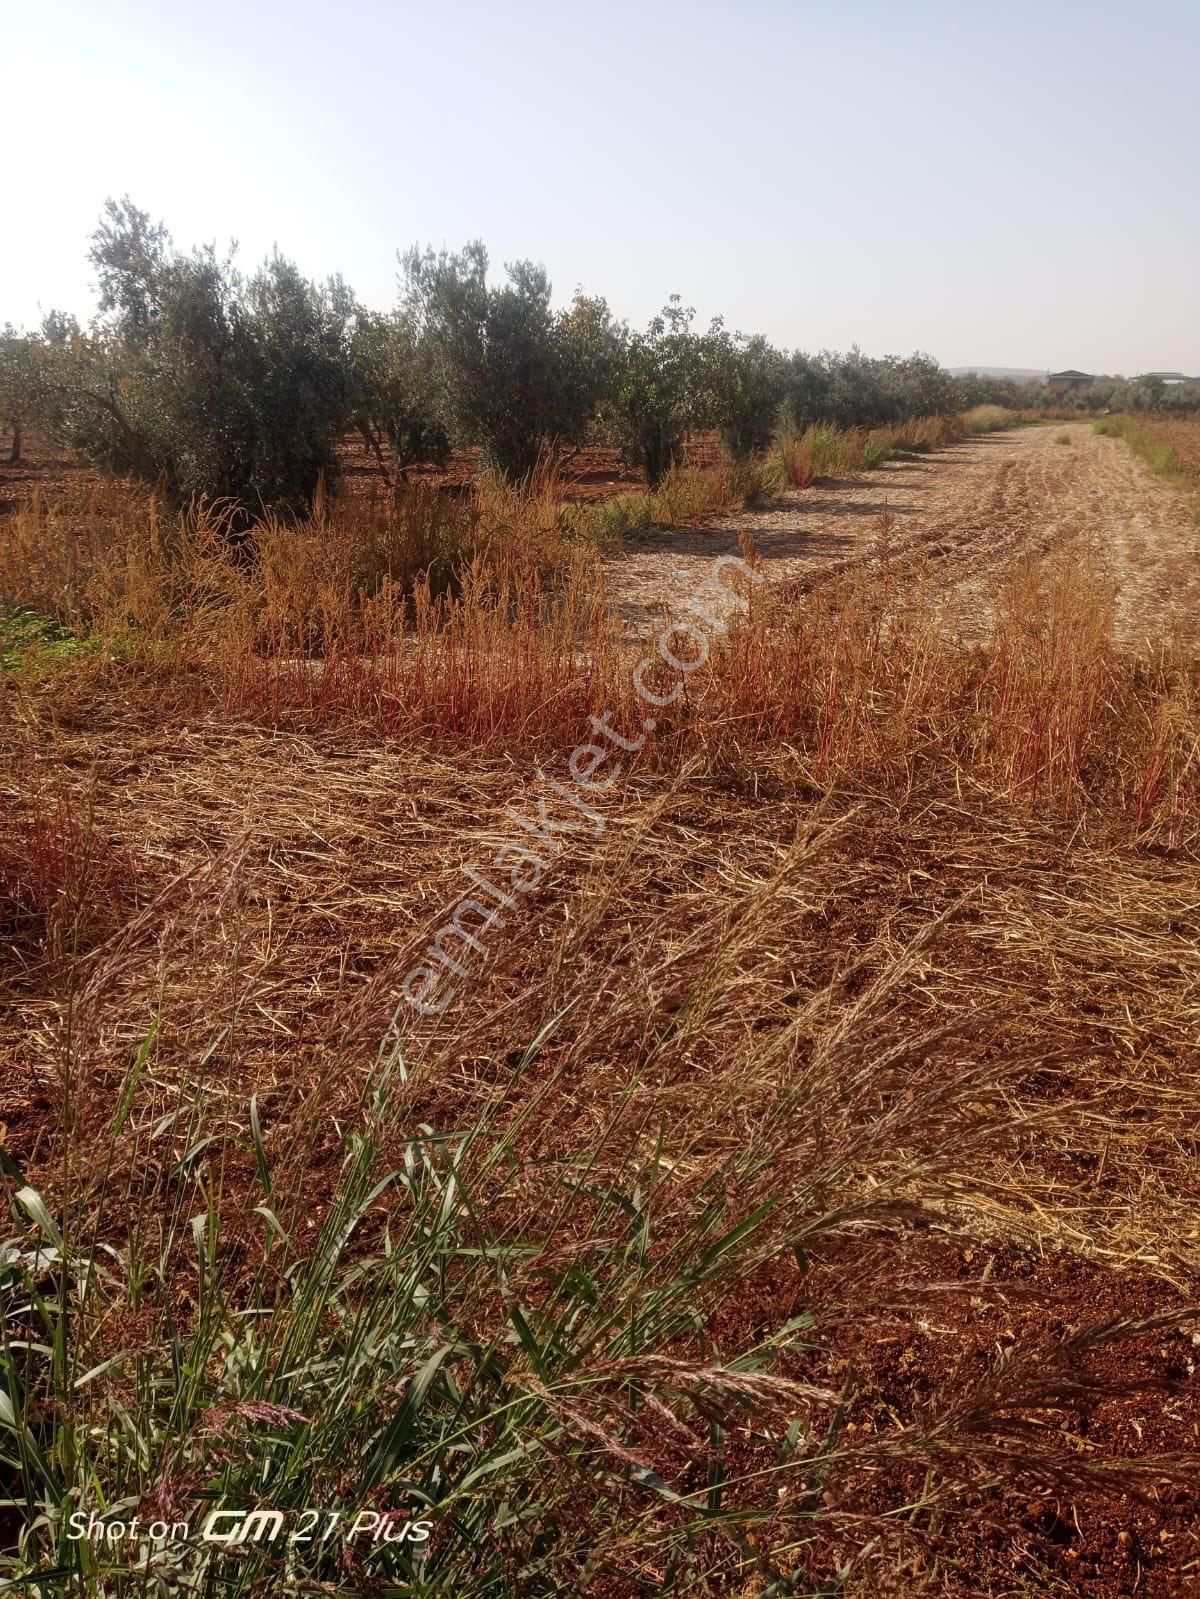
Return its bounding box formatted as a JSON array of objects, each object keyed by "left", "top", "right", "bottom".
[{"left": 607, "top": 422, "right": 1200, "bottom": 646}]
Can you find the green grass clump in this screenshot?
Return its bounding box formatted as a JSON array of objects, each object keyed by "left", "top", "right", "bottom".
[
  {"left": 0, "top": 1035, "right": 850, "bottom": 1596},
  {"left": 859, "top": 435, "right": 895, "bottom": 471},
  {"left": 581, "top": 453, "right": 784, "bottom": 541},
  {"left": 1092, "top": 415, "right": 1189, "bottom": 488},
  {"left": 577, "top": 493, "right": 650, "bottom": 545},
  {"left": 0, "top": 609, "right": 102, "bottom": 673},
  {"left": 965, "top": 405, "right": 1012, "bottom": 434}
]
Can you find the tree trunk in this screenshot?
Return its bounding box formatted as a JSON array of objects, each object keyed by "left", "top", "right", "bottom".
[
  {"left": 357, "top": 419, "right": 391, "bottom": 482},
  {"left": 7, "top": 419, "right": 19, "bottom": 464}
]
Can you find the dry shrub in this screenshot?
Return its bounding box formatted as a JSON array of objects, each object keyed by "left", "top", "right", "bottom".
[
  {"left": 780, "top": 432, "right": 815, "bottom": 487},
  {"left": 776, "top": 417, "right": 965, "bottom": 489},
  {"left": 221, "top": 544, "right": 616, "bottom": 743},
  {"left": 887, "top": 412, "right": 967, "bottom": 451},
  {"left": 966, "top": 403, "right": 1016, "bottom": 434},
  {"left": 200, "top": 525, "right": 1200, "bottom": 845},
  {"left": 647, "top": 550, "right": 1199, "bottom": 844},
  {"left": 0, "top": 464, "right": 582, "bottom": 641},
  {"left": 6, "top": 465, "right": 1199, "bottom": 831},
  {"left": 0, "top": 771, "right": 138, "bottom": 970},
  {"left": 0, "top": 479, "right": 169, "bottom": 635}
]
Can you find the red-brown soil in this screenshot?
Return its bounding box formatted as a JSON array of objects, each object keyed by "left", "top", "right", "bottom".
[
  {"left": 3, "top": 717, "right": 1200, "bottom": 1594},
  {"left": 0, "top": 428, "right": 725, "bottom": 524},
  {"left": 337, "top": 431, "right": 724, "bottom": 504}
]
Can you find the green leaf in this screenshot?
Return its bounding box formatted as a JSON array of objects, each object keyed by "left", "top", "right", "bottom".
[
  {"left": 250, "top": 1095, "right": 271, "bottom": 1194},
  {"left": 15, "top": 1187, "right": 63, "bottom": 1253},
  {"left": 111, "top": 1014, "right": 160, "bottom": 1137},
  {"left": 359, "top": 1344, "right": 456, "bottom": 1492}
]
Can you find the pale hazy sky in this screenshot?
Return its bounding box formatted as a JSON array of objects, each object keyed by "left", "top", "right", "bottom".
[{"left": 6, "top": 0, "right": 1198, "bottom": 374}]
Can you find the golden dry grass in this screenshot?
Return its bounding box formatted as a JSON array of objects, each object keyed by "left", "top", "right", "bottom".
[{"left": 3, "top": 456, "right": 1200, "bottom": 1595}]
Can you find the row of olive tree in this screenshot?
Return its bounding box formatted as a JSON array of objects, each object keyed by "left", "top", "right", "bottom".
[
  {"left": 953, "top": 372, "right": 1053, "bottom": 411},
  {"left": 1049, "top": 373, "right": 1200, "bottom": 413},
  {"left": 954, "top": 370, "right": 1200, "bottom": 415},
  {"left": 1, "top": 198, "right": 975, "bottom": 515}
]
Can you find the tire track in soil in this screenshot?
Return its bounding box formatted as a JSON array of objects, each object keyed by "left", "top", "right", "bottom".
[{"left": 606, "top": 422, "right": 1200, "bottom": 647}]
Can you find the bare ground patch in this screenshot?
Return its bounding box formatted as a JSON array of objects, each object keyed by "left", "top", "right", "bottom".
[{"left": 608, "top": 423, "right": 1200, "bottom": 646}]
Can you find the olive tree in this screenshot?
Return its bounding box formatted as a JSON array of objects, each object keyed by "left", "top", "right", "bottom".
[
  {"left": 781, "top": 351, "right": 832, "bottom": 433},
  {"left": 605, "top": 298, "right": 704, "bottom": 488},
  {"left": 90, "top": 195, "right": 171, "bottom": 348},
  {"left": 0, "top": 325, "right": 37, "bottom": 463},
  {"left": 553, "top": 292, "right": 621, "bottom": 461},
  {"left": 785, "top": 348, "right": 959, "bottom": 432},
  {"left": 702, "top": 327, "right": 786, "bottom": 461},
  {"left": 348, "top": 309, "right": 449, "bottom": 479},
  {"left": 401, "top": 242, "right": 602, "bottom": 480},
  {"left": 24, "top": 199, "right": 357, "bottom": 518},
  {"left": 235, "top": 256, "right": 357, "bottom": 512}
]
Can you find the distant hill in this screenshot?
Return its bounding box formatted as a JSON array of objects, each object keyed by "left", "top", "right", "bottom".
[{"left": 948, "top": 366, "right": 1048, "bottom": 382}]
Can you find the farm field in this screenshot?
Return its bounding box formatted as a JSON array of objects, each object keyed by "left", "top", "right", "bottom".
[
  {"left": 6, "top": 0, "right": 1200, "bottom": 1589},
  {"left": 4, "top": 415, "right": 1200, "bottom": 1597},
  {"left": 611, "top": 420, "right": 1200, "bottom": 646}
]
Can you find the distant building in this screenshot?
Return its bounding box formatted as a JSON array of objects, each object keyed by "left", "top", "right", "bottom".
[
  {"left": 1047, "top": 369, "right": 1094, "bottom": 397},
  {"left": 1139, "top": 371, "right": 1200, "bottom": 385}
]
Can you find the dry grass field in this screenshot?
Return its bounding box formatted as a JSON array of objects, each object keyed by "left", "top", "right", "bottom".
[
  {"left": 611, "top": 419, "right": 1200, "bottom": 646},
  {"left": 4, "top": 418, "right": 1200, "bottom": 1596}
]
